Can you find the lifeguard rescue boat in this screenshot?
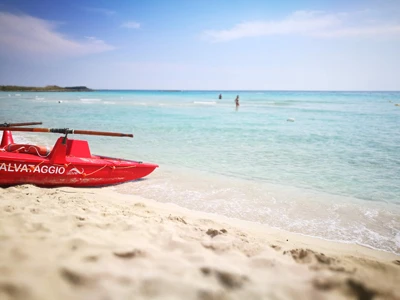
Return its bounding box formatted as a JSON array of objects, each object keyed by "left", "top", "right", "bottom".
[{"left": 0, "top": 122, "right": 158, "bottom": 187}]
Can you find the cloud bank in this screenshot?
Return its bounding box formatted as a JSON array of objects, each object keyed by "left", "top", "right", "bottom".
[
  {"left": 0, "top": 12, "right": 115, "bottom": 57},
  {"left": 121, "top": 21, "right": 141, "bottom": 29},
  {"left": 203, "top": 10, "right": 400, "bottom": 42}
]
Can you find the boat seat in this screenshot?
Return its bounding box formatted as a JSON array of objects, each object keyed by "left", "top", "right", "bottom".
[{"left": 66, "top": 139, "right": 92, "bottom": 158}]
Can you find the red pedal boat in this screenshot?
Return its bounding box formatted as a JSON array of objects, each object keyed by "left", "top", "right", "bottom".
[{"left": 0, "top": 122, "right": 158, "bottom": 187}]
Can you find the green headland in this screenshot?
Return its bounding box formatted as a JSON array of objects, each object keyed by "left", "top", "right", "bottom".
[{"left": 0, "top": 85, "right": 93, "bottom": 92}]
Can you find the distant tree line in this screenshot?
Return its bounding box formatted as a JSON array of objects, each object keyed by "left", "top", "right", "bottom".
[{"left": 0, "top": 85, "right": 93, "bottom": 92}]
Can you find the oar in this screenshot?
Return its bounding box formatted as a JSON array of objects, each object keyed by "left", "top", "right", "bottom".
[
  {"left": 0, "top": 127, "right": 133, "bottom": 138},
  {"left": 0, "top": 122, "right": 43, "bottom": 127}
]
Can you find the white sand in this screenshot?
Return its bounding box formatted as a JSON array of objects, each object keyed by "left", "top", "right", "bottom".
[{"left": 0, "top": 185, "right": 399, "bottom": 300}]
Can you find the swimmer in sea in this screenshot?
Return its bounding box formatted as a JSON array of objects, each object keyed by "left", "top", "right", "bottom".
[{"left": 235, "top": 95, "right": 239, "bottom": 110}]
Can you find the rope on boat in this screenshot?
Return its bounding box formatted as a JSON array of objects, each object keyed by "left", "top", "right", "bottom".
[
  {"left": 110, "top": 165, "right": 137, "bottom": 169},
  {"left": 29, "top": 160, "right": 45, "bottom": 171},
  {"left": 81, "top": 164, "right": 137, "bottom": 177},
  {"left": 27, "top": 145, "right": 51, "bottom": 158},
  {"left": 10, "top": 146, "right": 25, "bottom": 153},
  {"left": 7, "top": 145, "right": 50, "bottom": 158},
  {"left": 82, "top": 164, "right": 108, "bottom": 177}
]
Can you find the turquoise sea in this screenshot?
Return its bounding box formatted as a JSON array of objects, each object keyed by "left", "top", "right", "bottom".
[{"left": 1, "top": 90, "right": 399, "bottom": 254}]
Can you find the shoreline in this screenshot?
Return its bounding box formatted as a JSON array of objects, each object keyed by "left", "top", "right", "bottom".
[
  {"left": 1, "top": 185, "right": 399, "bottom": 299},
  {"left": 115, "top": 166, "right": 400, "bottom": 256}
]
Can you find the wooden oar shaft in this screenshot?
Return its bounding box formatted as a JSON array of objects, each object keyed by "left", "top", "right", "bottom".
[
  {"left": 0, "top": 127, "right": 48, "bottom": 133},
  {"left": 69, "top": 129, "right": 134, "bottom": 138},
  {"left": 0, "top": 127, "right": 133, "bottom": 138},
  {"left": 0, "top": 122, "right": 42, "bottom": 127}
]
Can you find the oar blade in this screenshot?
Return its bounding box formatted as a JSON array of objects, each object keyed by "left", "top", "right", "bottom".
[{"left": 0, "top": 122, "right": 42, "bottom": 127}]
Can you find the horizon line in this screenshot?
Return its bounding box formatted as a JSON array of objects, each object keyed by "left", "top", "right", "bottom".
[{"left": 93, "top": 89, "right": 400, "bottom": 92}]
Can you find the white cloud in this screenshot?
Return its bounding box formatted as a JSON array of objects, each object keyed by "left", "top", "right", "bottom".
[
  {"left": 313, "top": 25, "right": 400, "bottom": 37},
  {"left": 203, "top": 10, "right": 400, "bottom": 42},
  {"left": 0, "top": 12, "right": 115, "bottom": 57},
  {"left": 121, "top": 21, "right": 141, "bottom": 29}
]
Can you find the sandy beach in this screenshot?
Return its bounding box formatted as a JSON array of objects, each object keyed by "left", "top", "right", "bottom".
[{"left": 0, "top": 184, "right": 399, "bottom": 300}]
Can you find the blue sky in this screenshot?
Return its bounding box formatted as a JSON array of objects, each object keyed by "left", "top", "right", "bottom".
[{"left": 0, "top": 0, "right": 399, "bottom": 90}]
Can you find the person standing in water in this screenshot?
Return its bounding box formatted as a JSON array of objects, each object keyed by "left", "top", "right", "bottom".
[
  {"left": 218, "top": 94, "right": 222, "bottom": 99},
  {"left": 235, "top": 95, "right": 240, "bottom": 109}
]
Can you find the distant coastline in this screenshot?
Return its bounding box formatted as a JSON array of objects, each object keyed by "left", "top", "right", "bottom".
[
  {"left": 1, "top": 86, "right": 399, "bottom": 93},
  {"left": 0, "top": 85, "right": 93, "bottom": 92}
]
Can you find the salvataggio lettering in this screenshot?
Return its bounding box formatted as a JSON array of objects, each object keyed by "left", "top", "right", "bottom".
[{"left": 0, "top": 163, "right": 65, "bottom": 174}]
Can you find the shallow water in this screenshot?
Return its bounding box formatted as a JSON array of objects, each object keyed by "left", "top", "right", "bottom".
[{"left": 1, "top": 90, "right": 399, "bottom": 253}]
